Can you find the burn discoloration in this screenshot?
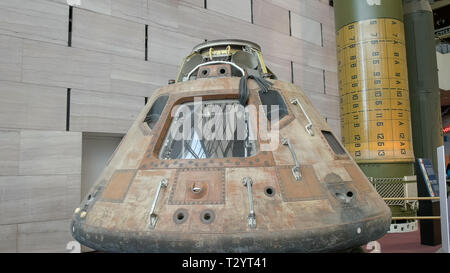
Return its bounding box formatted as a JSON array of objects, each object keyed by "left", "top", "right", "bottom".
[{"left": 71, "top": 61, "right": 391, "bottom": 253}]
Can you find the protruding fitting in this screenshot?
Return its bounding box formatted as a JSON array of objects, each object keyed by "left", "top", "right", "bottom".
[
  {"left": 290, "top": 98, "right": 314, "bottom": 136},
  {"left": 80, "top": 211, "right": 87, "bottom": 219},
  {"left": 74, "top": 207, "right": 80, "bottom": 214},
  {"left": 247, "top": 212, "right": 256, "bottom": 229},
  {"left": 161, "top": 178, "right": 169, "bottom": 188},
  {"left": 191, "top": 183, "right": 202, "bottom": 194},
  {"left": 242, "top": 177, "right": 256, "bottom": 229},
  {"left": 242, "top": 177, "right": 253, "bottom": 187}
]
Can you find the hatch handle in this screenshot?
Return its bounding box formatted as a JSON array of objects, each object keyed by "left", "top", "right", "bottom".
[
  {"left": 149, "top": 178, "right": 169, "bottom": 229},
  {"left": 290, "top": 98, "right": 314, "bottom": 136},
  {"left": 242, "top": 177, "right": 256, "bottom": 229},
  {"left": 281, "top": 137, "right": 302, "bottom": 181}
]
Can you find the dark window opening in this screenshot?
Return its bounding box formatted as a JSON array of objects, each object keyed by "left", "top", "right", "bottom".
[
  {"left": 258, "top": 90, "right": 289, "bottom": 122},
  {"left": 144, "top": 95, "right": 169, "bottom": 129},
  {"left": 322, "top": 130, "right": 346, "bottom": 155}
]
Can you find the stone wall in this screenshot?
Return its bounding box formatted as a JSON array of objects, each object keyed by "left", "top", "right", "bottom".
[{"left": 0, "top": 0, "right": 338, "bottom": 252}]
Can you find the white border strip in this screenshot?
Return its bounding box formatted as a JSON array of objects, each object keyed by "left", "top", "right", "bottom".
[{"left": 437, "top": 146, "right": 450, "bottom": 253}]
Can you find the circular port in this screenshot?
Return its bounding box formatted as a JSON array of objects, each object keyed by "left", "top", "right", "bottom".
[
  {"left": 264, "top": 186, "right": 275, "bottom": 197},
  {"left": 201, "top": 69, "right": 209, "bottom": 76},
  {"left": 173, "top": 209, "right": 188, "bottom": 224},
  {"left": 200, "top": 209, "right": 215, "bottom": 224}
]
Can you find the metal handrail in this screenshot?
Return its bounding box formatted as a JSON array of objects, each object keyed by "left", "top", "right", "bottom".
[
  {"left": 383, "top": 197, "right": 440, "bottom": 201},
  {"left": 242, "top": 177, "right": 256, "bottom": 229},
  {"left": 281, "top": 137, "right": 302, "bottom": 181},
  {"left": 386, "top": 197, "right": 443, "bottom": 220},
  {"left": 392, "top": 216, "right": 441, "bottom": 220},
  {"left": 290, "top": 98, "right": 314, "bottom": 136},
  {"left": 385, "top": 197, "right": 442, "bottom": 220},
  {"left": 149, "top": 178, "right": 169, "bottom": 229}
]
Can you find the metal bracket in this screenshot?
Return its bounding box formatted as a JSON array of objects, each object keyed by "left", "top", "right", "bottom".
[
  {"left": 281, "top": 138, "right": 302, "bottom": 181},
  {"left": 290, "top": 98, "right": 314, "bottom": 136},
  {"left": 242, "top": 177, "right": 256, "bottom": 229},
  {"left": 185, "top": 61, "right": 245, "bottom": 80},
  {"left": 149, "top": 178, "right": 169, "bottom": 229}
]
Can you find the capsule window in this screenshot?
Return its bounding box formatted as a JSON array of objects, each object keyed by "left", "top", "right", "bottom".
[
  {"left": 322, "top": 130, "right": 346, "bottom": 155},
  {"left": 159, "top": 99, "right": 258, "bottom": 160},
  {"left": 144, "top": 95, "right": 169, "bottom": 129},
  {"left": 258, "top": 90, "right": 288, "bottom": 122}
]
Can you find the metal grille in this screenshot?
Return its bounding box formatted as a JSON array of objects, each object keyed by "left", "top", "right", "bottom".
[{"left": 371, "top": 178, "right": 406, "bottom": 206}]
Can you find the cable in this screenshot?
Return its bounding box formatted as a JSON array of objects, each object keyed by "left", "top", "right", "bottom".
[{"left": 238, "top": 74, "right": 273, "bottom": 105}]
